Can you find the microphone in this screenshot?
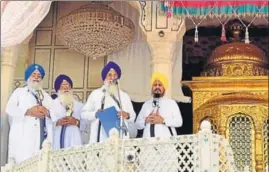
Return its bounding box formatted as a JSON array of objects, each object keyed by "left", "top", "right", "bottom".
[
  {"left": 101, "top": 89, "right": 106, "bottom": 110},
  {"left": 112, "top": 78, "right": 118, "bottom": 85},
  {"left": 153, "top": 100, "right": 157, "bottom": 107},
  {"left": 152, "top": 98, "right": 159, "bottom": 108}
]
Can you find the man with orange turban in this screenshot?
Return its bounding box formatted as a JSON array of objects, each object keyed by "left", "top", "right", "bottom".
[{"left": 135, "top": 72, "right": 183, "bottom": 138}]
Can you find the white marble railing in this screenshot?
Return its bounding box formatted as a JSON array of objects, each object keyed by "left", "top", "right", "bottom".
[{"left": 1, "top": 121, "right": 249, "bottom": 172}]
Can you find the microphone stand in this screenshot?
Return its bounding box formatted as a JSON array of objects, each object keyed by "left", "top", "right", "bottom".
[
  {"left": 114, "top": 80, "right": 128, "bottom": 139},
  {"left": 97, "top": 89, "right": 106, "bottom": 142},
  {"left": 36, "top": 90, "right": 46, "bottom": 149},
  {"left": 101, "top": 88, "right": 106, "bottom": 111}
]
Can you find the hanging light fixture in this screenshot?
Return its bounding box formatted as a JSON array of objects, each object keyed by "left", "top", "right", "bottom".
[{"left": 56, "top": 2, "right": 135, "bottom": 59}]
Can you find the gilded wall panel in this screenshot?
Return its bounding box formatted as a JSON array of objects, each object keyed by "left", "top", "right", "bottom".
[
  {"left": 220, "top": 105, "right": 262, "bottom": 129},
  {"left": 193, "top": 92, "right": 222, "bottom": 110},
  {"left": 194, "top": 106, "right": 220, "bottom": 133}
]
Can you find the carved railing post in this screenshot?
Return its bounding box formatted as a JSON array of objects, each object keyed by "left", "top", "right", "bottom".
[
  {"left": 196, "top": 120, "right": 220, "bottom": 172},
  {"left": 38, "top": 140, "right": 52, "bottom": 172},
  {"left": 107, "top": 128, "right": 120, "bottom": 172},
  {"left": 0, "top": 160, "right": 14, "bottom": 172}
]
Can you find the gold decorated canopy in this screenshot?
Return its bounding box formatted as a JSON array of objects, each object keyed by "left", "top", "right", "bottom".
[{"left": 182, "top": 20, "right": 268, "bottom": 172}]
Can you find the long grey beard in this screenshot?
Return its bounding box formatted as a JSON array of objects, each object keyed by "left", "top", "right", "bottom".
[
  {"left": 58, "top": 91, "right": 74, "bottom": 106},
  {"left": 107, "top": 83, "right": 118, "bottom": 95},
  {"left": 27, "top": 79, "right": 43, "bottom": 91}
]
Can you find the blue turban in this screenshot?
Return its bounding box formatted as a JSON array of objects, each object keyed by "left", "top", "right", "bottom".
[
  {"left": 54, "top": 74, "right": 73, "bottom": 92},
  {"left": 24, "top": 63, "right": 45, "bottom": 81},
  {"left": 101, "top": 61, "right": 121, "bottom": 81}
]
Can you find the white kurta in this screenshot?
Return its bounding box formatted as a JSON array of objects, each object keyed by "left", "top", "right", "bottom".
[
  {"left": 81, "top": 85, "right": 136, "bottom": 143},
  {"left": 135, "top": 97, "right": 182, "bottom": 172},
  {"left": 6, "top": 86, "right": 56, "bottom": 164},
  {"left": 52, "top": 98, "right": 88, "bottom": 150},
  {"left": 135, "top": 97, "right": 183, "bottom": 138}
]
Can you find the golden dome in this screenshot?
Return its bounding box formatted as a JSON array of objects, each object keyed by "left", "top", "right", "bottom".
[
  {"left": 207, "top": 43, "right": 268, "bottom": 65},
  {"left": 202, "top": 22, "right": 268, "bottom": 77}
]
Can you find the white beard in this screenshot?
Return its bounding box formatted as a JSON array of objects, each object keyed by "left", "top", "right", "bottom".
[
  {"left": 58, "top": 90, "right": 74, "bottom": 106},
  {"left": 27, "top": 79, "right": 43, "bottom": 91},
  {"left": 107, "top": 83, "right": 118, "bottom": 95}
]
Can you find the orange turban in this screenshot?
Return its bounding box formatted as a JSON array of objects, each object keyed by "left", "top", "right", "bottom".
[{"left": 151, "top": 72, "right": 168, "bottom": 90}]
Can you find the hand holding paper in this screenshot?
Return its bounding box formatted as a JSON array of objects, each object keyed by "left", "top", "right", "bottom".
[
  {"left": 117, "top": 111, "right": 130, "bottom": 119},
  {"left": 96, "top": 106, "right": 121, "bottom": 136}
]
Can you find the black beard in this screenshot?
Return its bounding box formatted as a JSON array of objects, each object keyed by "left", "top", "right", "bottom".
[{"left": 153, "top": 93, "right": 161, "bottom": 98}]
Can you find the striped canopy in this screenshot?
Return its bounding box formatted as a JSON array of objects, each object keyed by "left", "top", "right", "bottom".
[{"left": 161, "top": 1, "right": 269, "bottom": 17}]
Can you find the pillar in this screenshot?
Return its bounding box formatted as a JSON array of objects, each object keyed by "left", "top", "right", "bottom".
[
  {"left": 147, "top": 32, "right": 178, "bottom": 98},
  {"left": 138, "top": 1, "right": 186, "bottom": 98},
  {"left": 255, "top": 129, "right": 264, "bottom": 172},
  {"left": 1, "top": 46, "right": 19, "bottom": 165}
]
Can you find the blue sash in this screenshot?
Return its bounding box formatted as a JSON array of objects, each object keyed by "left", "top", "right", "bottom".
[
  {"left": 60, "top": 105, "right": 73, "bottom": 149},
  {"left": 60, "top": 126, "right": 67, "bottom": 149},
  {"left": 31, "top": 90, "right": 47, "bottom": 149}
]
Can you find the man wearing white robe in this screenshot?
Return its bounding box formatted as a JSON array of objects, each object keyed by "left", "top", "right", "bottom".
[
  {"left": 135, "top": 72, "right": 183, "bottom": 171},
  {"left": 135, "top": 72, "right": 183, "bottom": 137},
  {"left": 81, "top": 61, "right": 136, "bottom": 143},
  {"left": 52, "top": 74, "right": 88, "bottom": 149},
  {"left": 6, "top": 64, "right": 56, "bottom": 164}
]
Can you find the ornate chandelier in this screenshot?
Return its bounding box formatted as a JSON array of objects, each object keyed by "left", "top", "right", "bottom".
[{"left": 56, "top": 2, "right": 135, "bottom": 59}]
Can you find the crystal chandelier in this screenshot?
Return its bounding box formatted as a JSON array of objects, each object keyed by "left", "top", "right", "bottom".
[{"left": 56, "top": 2, "right": 135, "bottom": 59}]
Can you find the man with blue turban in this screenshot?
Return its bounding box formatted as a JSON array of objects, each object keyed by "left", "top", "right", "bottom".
[
  {"left": 5, "top": 63, "right": 56, "bottom": 164},
  {"left": 51, "top": 74, "right": 88, "bottom": 149},
  {"left": 81, "top": 61, "right": 136, "bottom": 143}
]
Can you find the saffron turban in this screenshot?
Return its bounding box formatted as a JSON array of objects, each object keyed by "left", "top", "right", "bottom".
[
  {"left": 151, "top": 72, "right": 168, "bottom": 90},
  {"left": 54, "top": 74, "right": 73, "bottom": 92},
  {"left": 24, "top": 63, "right": 45, "bottom": 81},
  {"left": 101, "top": 61, "right": 121, "bottom": 81}
]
